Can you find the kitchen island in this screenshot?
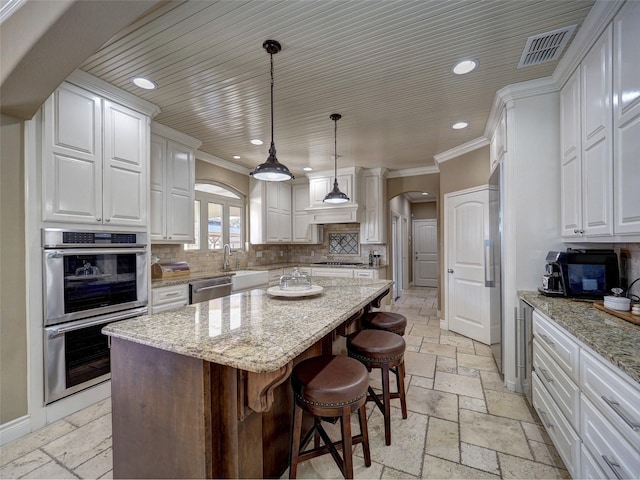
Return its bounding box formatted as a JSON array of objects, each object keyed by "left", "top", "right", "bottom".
[{"left": 103, "top": 277, "right": 393, "bottom": 479}]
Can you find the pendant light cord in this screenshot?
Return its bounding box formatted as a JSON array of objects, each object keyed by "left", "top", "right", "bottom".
[
  {"left": 269, "top": 51, "right": 276, "bottom": 157},
  {"left": 334, "top": 117, "right": 338, "bottom": 183}
]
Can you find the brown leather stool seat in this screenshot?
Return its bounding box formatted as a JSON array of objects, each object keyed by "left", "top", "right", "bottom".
[
  {"left": 289, "top": 355, "right": 371, "bottom": 479},
  {"left": 347, "top": 330, "right": 408, "bottom": 445},
  {"left": 361, "top": 311, "right": 407, "bottom": 336}
]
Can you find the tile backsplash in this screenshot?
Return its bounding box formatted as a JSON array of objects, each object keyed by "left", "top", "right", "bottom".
[
  {"left": 616, "top": 243, "right": 640, "bottom": 296},
  {"left": 151, "top": 223, "right": 387, "bottom": 274}
]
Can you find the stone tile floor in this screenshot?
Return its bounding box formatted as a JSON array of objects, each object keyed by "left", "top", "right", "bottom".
[{"left": 0, "top": 286, "right": 569, "bottom": 479}]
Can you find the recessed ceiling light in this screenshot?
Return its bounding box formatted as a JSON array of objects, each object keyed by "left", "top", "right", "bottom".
[
  {"left": 303, "top": 167, "right": 313, "bottom": 172},
  {"left": 250, "top": 139, "right": 264, "bottom": 146},
  {"left": 452, "top": 59, "right": 478, "bottom": 75},
  {"left": 132, "top": 77, "right": 157, "bottom": 89},
  {"left": 233, "top": 155, "right": 241, "bottom": 159},
  {"left": 452, "top": 121, "right": 469, "bottom": 130}
]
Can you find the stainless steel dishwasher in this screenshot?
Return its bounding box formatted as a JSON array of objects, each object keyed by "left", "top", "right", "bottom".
[{"left": 189, "top": 276, "right": 232, "bottom": 304}]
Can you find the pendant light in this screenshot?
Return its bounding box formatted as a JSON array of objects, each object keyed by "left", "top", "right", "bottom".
[
  {"left": 250, "top": 40, "right": 294, "bottom": 181},
  {"left": 323, "top": 113, "right": 349, "bottom": 204}
]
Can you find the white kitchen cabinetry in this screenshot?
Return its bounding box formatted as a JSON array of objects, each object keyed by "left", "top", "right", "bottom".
[
  {"left": 305, "top": 167, "right": 362, "bottom": 224},
  {"left": 42, "top": 81, "right": 151, "bottom": 227},
  {"left": 310, "top": 267, "right": 354, "bottom": 278},
  {"left": 360, "top": 169, "right": 387, "bottom": 244},
  {"left": 250, "top": 180, "right": 292, "bottom": 244},
  {"left": 292, "top": 183, "right": 321, "bottom": 243},
  {"left": 560, "top": 26, "right": 613, "bottom": 239},
  {"left": 151, "top": 284, "right": 188, "bottom": 313},
  {"left": 149, "top": 123, "right": 201, "bottom": 243},
  {"left": 613, "top": 1, "right": 640, "bottom": 235},
  {"left": 560, "top": 6, "right": 640, "bottom": 241},
  {"left": 489, "top": 108, "right": 507, "bottom": 173},
  {"left": 532, "top": 309, "right": 640, "bottom": 479},
  {"left": 560, "top": 69, "right": 583, "bottom": 237}
]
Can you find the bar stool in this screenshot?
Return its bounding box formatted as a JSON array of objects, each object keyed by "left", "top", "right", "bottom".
[
  {"left": 347, "top": 330, "right": 407, "bottom": 445},
  {"left": 289, "top": 355, "right": 371, "bottom": 479},
  {"left": 361, "top": 311, "right": 407, "bottom": 336}
]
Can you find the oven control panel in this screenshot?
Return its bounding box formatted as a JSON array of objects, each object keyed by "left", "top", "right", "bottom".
[{"left": 42, "top": 228, "right": 147, "bottom": 248}]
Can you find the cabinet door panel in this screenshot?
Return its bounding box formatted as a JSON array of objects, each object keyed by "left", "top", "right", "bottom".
[
  {"left": 560, "top": 152, "right": 581, "bottom": 237},
  {"left": 613, "top": 1, "right": 640, "bottom": 234},
  {"left": 582, "top": 137, "right": 612, "bottom": 236},
  {"left": 43, "top": 84, "right": 102, "bottom": 223},
  {"left": 103, "top": 101, "right": 148, "bottom": 226},
  {"left": 168, "top": 192, "right": 194, "bottom": 241},
  {"left": 150, "top": 134, "right": 167, "bottom": 240}
]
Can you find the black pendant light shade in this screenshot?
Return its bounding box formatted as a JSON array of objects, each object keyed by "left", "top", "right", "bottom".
[
  {"left": 324, "top": 113, "right": 349, "bottom": 204},
  {"left": 250, "top": 40, "right": 294, "bottom": 181}
]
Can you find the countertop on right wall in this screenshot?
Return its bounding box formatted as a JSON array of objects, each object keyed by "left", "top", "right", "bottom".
[{"left": 519, "top": 291, "right": 640, "bottom": 384}]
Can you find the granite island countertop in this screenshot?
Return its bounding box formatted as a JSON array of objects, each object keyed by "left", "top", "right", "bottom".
[
  {"left": 105, "top": 277, "right": 393, "bottom": 373},
  {"left": 519, "top": 291, "right": 640, "bottom": 384}
]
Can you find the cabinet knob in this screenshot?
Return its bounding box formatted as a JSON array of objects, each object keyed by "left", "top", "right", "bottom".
[
  {"left": 96, "top": 217, "right": 102, "bottom": 222},
  {"left": 447, "top": 269, "right": 454, "bottom": 274},
  {"left": 105, "top": 218, "right": 110, "bottom": 223},
  {"left": 573, "top": 229, "right": 579, "bottom": 234}
]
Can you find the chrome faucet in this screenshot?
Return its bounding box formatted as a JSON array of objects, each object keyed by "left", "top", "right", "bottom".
[{"left": 223, "top": 243, "right": 232, "bottom": 270}]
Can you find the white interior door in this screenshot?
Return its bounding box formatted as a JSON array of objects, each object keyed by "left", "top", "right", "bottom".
[
  {"left": 445, "top": 187, "right": 491, "bottom": 345},
  {"left": 413, "top": 219, "right": 438, "bottom": 287}
]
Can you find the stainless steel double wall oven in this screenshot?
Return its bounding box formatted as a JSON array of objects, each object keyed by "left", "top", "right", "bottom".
[{"left": 42, "top": 229, "right": 148, "bottom": 403}]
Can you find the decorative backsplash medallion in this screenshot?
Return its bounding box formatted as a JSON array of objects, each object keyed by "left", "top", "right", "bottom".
[{"left": 328, "top": 233, "right": 359, "bottom": 255}]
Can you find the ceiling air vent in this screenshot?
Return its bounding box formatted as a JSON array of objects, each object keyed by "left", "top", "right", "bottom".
[{"left": 517, "top": 25, "right": 577, "bottom": 68}]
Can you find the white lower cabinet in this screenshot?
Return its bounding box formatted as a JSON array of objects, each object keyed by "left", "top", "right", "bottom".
[
  {"left": 311, "top": 267, "right": 353, "bottom": 278},
  {"left": 532, "top": 373, "right": 581, "bottom": 479},
  {"left": 151, "top": 284, "right": 188, "bottom": 313},
  {"left": 580, "top": 444, "right": 607, "bottom": 479},
  {"left": 533, "top": 309, "right": 640, "bottom": 479},
  {"left": 580, "top": 394, "right": 639, "bottom": 479}
]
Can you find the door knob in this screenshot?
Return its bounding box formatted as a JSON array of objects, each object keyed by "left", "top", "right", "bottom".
[{"left": 448, "top": 269, "right": 454, "bottom": 274}]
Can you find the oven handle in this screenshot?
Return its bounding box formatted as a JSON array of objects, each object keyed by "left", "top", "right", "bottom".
[
  {"left": 46, "top": 247, "right": 147, "bottom": 257},
  {"left": 47, "top": 309, "right": 146, "bottom": 337}
]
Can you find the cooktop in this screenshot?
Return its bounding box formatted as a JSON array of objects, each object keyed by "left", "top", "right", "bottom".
[{"left": 312, "top": 261, "right": 364, "bottom": 266}]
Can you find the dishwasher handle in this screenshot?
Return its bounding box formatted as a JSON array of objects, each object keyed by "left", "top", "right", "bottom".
[{"left": 192, "top": 282, "right": 232, "bottom": 294}]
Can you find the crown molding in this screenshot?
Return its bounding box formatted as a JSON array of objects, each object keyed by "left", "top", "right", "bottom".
[
  {"left": 387, "top": 165, "right": 440, "bottom": 178},
  {"left": 552, "top": 0, "right": 625, "bottom": 89},
  {"left": 151, "top": 122, "right": 202, "bottom": 149},
  {"left": 483, "top": 76, "right": 558, "bottom": 139},
  {"left": 66, "top": 70, "right": 160, "bottom": 117},
  {"left": 433, "top": 136, "right": 490, "bottom": 165},
  {"left": 195, "top": 150, "right": 251, "bottom": 175}
]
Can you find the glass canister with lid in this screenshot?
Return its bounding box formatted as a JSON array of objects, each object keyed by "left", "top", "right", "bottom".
[{"left": 279, "top": 267, "right": 312, "bottom": 291}]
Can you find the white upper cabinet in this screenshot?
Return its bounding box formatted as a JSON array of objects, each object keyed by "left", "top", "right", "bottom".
[
  {"left": 560, "top": 7, "right": 640, "bottom": 241},
  {"left": 305, "top": 167, "right": 363, "bottom": 224},
  {"left": 560, "top": 70, "right": 583, "bottom": 237},
  {"left": 292, "top": 183, "right": 321, "bottom": 243},
  {"left": 149, "top": 123, "right": 201, "bottom": 243},
  {"left": 250, "top": 180, "right": 292, "bottom": 243},
  {"left": 580, "top": 24, "right": 613, "bottom": 237},
  {"left": 360, "top": 168, "right": 387, "bottom": 244},
  {"left": 42, "top": 80, "right": 152, "bottom": 227},
  {"left": 613, "top": 1, "right": 640, "bottom": 235}
]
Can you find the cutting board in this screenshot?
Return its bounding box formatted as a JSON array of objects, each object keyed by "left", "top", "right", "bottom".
[{"left": 594, "top": 302, "right": 640, "bottom": 326}]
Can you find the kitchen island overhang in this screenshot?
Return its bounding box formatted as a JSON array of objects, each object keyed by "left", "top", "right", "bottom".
[{"left": 103, "top": 278, "right": 393, "bottom": 479}]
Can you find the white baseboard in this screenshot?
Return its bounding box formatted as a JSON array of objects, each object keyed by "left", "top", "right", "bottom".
[{"left": 0, "top": 414, "right": 31, "bottom": 446}]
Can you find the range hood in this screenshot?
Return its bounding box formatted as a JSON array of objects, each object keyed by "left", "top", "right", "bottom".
[{"left": 305, "top": 203, "right": 362, "bottom": 224}]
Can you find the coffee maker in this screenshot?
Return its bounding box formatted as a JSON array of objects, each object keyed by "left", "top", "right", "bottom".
[{"left": 539, "top": 251, "right": 565, "bottom": 296}]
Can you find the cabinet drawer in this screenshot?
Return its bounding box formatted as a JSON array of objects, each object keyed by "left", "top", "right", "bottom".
[
  {"left": 580, "top": 444, "right": 608, "bottom": 479},
  {"left": 151, "top": 284, "right": 188, "bottom": 312},
  {"left": 532, "top": 311, "right": 579, "bottom": 382},
  {"left": 532, "top": 373, "right": 580, "bottom": 478},
  {"left": 580, "top": 348, "right": 640, "bottom": 447},
  {"left": 354, "top": 269, "right": 374, "bottom": 278},
  {"left": 311, "top": 267, "right": 354, "bottom": 278},
  {"left": 581, "top": 395, "right": 640, "bottom": 480},
  {"left": 533, "top": 339, "right": 580, "bottom": 428}
]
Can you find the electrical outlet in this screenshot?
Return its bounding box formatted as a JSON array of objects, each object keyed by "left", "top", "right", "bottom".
[{"left": 256, "top": 251, "right": 263, "bottom": 258}]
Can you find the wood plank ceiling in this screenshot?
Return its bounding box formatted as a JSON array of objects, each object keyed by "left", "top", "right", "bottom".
[{"left": 81, "top": 0, "right": 594, "bottom": 177}]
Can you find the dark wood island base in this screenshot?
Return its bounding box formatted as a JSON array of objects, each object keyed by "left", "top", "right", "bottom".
[{"left": 105, "top": 280, "right": 392, "bottom": 479}]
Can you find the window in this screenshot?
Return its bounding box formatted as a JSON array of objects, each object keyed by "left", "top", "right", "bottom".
[{"left": 185, "top": 183, "right": 244, "bottom": 251}]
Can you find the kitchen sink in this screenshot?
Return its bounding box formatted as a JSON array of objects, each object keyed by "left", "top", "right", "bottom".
[{"left": 231, "top": 270, "right": 269, "bottom": 292}]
